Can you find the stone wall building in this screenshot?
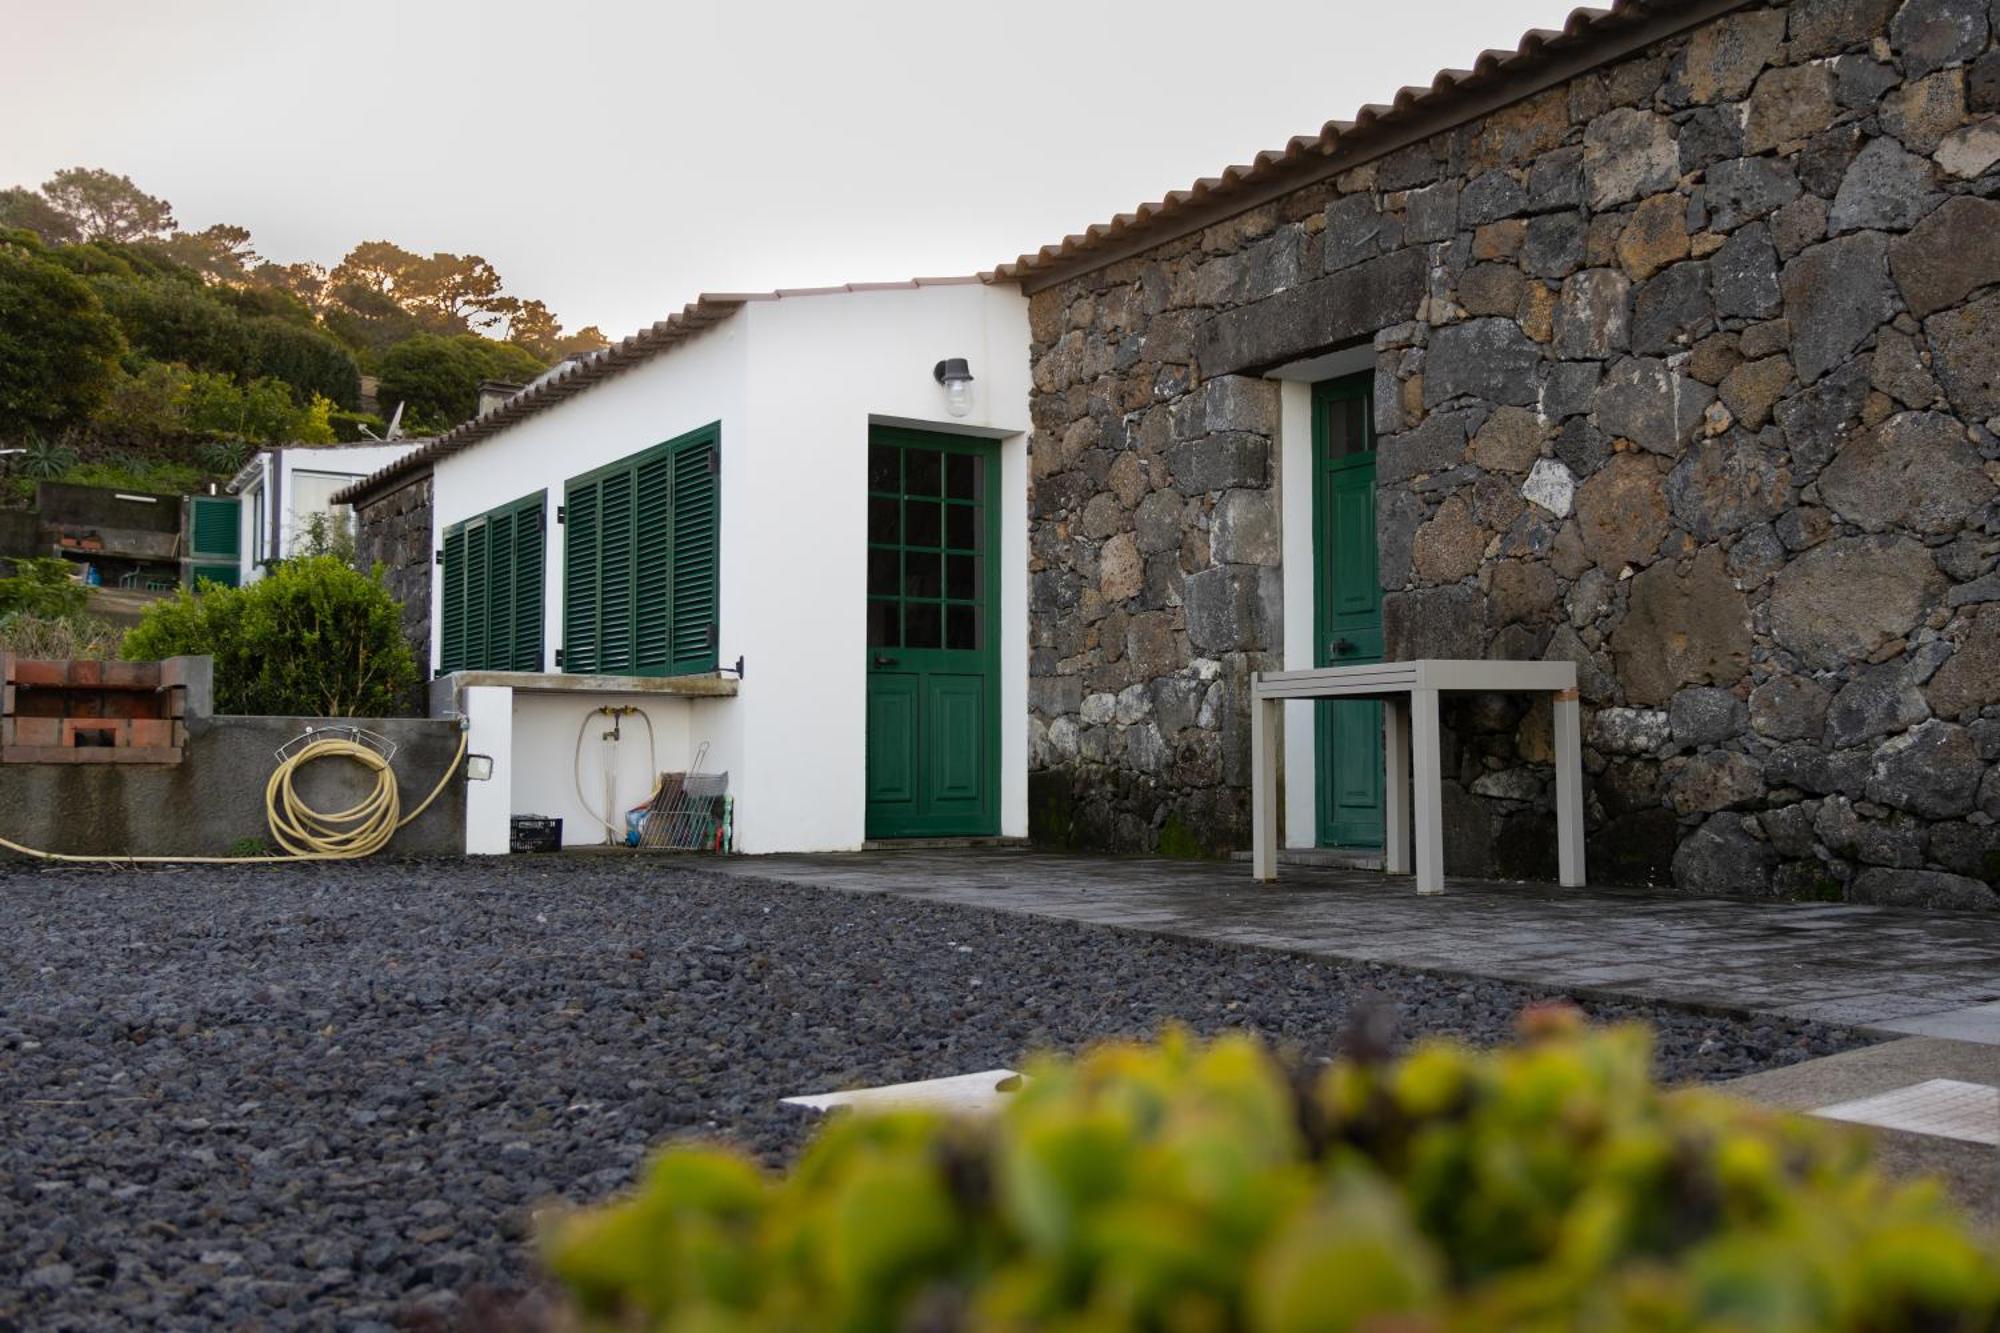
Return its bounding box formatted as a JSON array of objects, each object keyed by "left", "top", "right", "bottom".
[
  {"left": 1000, "top": 0, "right": 2000, "bottom": 905},
  {"left": 347, "top": 466, "right": 434, "bottom": 689}
]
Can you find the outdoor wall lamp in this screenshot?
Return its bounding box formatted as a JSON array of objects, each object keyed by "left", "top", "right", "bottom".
[{"left": 934, "top": 358, "right": 975, "bottom": 418}]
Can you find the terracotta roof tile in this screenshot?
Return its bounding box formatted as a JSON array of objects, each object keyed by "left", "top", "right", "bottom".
[{"left": 989, "top": 0, "right": 1727, "bottom": 287}]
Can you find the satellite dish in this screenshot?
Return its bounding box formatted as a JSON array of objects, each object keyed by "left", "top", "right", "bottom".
[{"left": 383, "top": 401, "right": 406, "bottom": 441}]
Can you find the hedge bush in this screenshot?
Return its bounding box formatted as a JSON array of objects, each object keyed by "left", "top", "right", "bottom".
[
  {"left": 544, "top": 1011, "right": 1999, "bottom": 1332},
  {"left": 122, "top": 555, "right": 415, "bottom": 716}
]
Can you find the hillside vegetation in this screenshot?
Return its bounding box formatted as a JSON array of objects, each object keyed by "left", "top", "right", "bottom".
[{"left": 0, "top": 167, "right": 607, "bottom": 499}]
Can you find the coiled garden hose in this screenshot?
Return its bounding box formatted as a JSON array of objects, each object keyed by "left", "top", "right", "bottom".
[{"left": 0, "top": 729, "right": 468, "bottom": 865}]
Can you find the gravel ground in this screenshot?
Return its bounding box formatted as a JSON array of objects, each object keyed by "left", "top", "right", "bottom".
[{"left": 0, "top": 856, "right": 1866, "bottom": 1330}]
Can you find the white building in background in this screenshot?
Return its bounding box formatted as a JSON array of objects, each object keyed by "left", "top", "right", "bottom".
[
  {"left": 338, "top": 278, "right": 1033, "bottom": 856},
  {"left": 227, "top": 442, "right": 421, "bottom": 581}
]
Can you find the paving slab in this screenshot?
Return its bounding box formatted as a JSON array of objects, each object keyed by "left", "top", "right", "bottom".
[
  {"left": 712, "top": 849, "right": 2000, "bottom": 1034},
  {"left": 1722, "top": 1037, "right": 2000, "bottom": 1231}
]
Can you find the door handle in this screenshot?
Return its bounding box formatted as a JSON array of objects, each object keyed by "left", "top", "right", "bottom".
[
  {"left": 872, "top": 655, "right": 899, "bottom": 667},
  {"left": 1330, "top": 638, "right": 1356, "bottom": 656}
]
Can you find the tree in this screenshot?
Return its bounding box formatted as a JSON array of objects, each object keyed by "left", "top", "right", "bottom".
[
  {"left": 0, "top": 187, "right": 78, "bottom": 244},
  {"left": 329, "top": 240, "right": 510, "bottom": 332},
  {"left": 373, "top": 333, "right": 546, "bottom": 433},
  {"left": 157, "top": 223, "right": 259, "bottom": 284},
  {"left": 40, "top": 167, "right": 176, "bottom": 242},
  {"left": 0, "top": 233, "right": 126, "bottom": 436},
  {"left": 497, "top": 296, "right": 611, "bottom": 363},
  {"left": 250, "top": 260, "right": 329, "bottom": 310}
]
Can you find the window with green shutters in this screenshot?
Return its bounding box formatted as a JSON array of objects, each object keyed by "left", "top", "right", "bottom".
[
  {"left": 562, "top": 424, "right": 719, "bottom": 677},
  {"left": 438, "top": 490, "right": 547, "bottom": 674}
]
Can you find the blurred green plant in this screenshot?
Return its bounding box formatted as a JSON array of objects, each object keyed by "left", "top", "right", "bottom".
[
  {"left": 122, "top": 554, "right": 414, "bottom": 716},
  {"left": 0, "top": 557, "right": 88, "bottom": 618},
  {"left": 17, "top": 432, "right": 80, "bottom": 480},
  {"left": 544, "top": 1011, "right": 2000, "bottom": 1332}
]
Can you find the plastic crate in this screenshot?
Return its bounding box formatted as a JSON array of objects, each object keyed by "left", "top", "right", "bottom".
[{"left": 510, "top": 814, "right": 563, "bottom": 853}]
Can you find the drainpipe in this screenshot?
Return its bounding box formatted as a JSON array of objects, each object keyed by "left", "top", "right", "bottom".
[{"left": 267, "top": 451, "right": 284, "bottom": 568}]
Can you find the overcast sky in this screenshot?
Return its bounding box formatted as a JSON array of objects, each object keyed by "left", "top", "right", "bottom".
[{"left": 4, "top": 0, "right": 1561, "bottom": 339}]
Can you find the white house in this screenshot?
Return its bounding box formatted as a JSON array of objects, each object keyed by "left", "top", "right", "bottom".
[
  {"left": 228, "top": 442, "right": 421, "bottom": 581},
  {"left": 340, "top": 278, "right": 1033, "bottom": 855}
]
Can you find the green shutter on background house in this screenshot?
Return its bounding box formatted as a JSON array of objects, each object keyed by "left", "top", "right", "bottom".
[
  {"left": 668, "top": 435, "right": 719, "bottom": 674},
  {"left": 561, "top": 423, "right": 720, "bottom": 678},
  {"left": 464, "top": 516, "right": 490, "bottom": 672},
  {"left": 440, "top": 524, "right": 468, "bottom": 673}
]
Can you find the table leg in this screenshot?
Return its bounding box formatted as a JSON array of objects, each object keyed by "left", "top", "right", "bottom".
[
  {"left": 1383, "top": 695, "right": 1410, "bottom": 877},
  {"left": 1251, "top": 684, "right": 1278, "bottom": 883},
  {"left": 1553, "top": 687, "right": 1586, "bottom": 887},
  {"left": 1411, "top": 688, "right": 1443, "bottom": 895}
]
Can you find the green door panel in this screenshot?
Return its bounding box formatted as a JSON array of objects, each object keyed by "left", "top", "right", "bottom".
[
  {"left": 1313, "top": 373, "right": 1386, "bottom": 849},
  {"left": 864, "top": 429, "right": 1000, "bottom": 839},
  {"left": 866, "top": 674, "right": 920, "bottom": 808},
  {"left": 926, "top": 675, "right": 986, "bottom": 807}
]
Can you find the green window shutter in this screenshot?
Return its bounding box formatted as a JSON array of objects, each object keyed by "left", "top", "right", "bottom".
[
  {"left": 190, "top": 496, "right": 240, "bottom": 559},
  {"left": 564, "top": 479, "right": 600, "bottom": 674},
  {"left": 512, "top": 495, "right": 545, "bottom": 671},
  {"left": 633, "top": 451, "right": 674, "bottom": 671},
  {"left": 487, "top": 509, "right": 517, "bottom": 673},
  {"left": 440, "top": 524, "right": 468, "bottom": 674},
  {"left": 561, "top": 423, "right": 720, "bottom": 678},
  {"left": 667, "top": 437, "right": 719, "bottom": 674},
  {"left": 597, "top": 470, "right": 636, "bottom": 673},
  {"left": 464, "top": 518, "right": 491, "bottom": 670}
]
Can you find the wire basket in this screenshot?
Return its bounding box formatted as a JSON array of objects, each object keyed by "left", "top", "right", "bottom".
[{"left": 626, "top": 744, "right": 731, "bottom": 851}]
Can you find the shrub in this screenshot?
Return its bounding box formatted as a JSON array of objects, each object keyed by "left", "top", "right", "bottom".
[
  {"left": 543, "top": 1013, "right": 2000, "bottom": 1331},
  {"left": 122, "top": 555, "right": 416, "bottom": 716},
  {"left": 0, "top": 557, "right": 88, "bottom": 619},
  {"left": 0, "top": 610, "right": 122, "bottom": 659},
  {"left": 0, "top": 234, "right": 126, "bottom": 436}
]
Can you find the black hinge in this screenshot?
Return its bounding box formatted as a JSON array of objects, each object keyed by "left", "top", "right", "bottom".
[
  {"left": 434, "top": 549, "right": 444, "bottom": 566},
  {"left": 707, "top": 623, "right": 719, "bottom": 648},
  {"left": 554, "top": 648, "right": 564, "bottom": 668},
  {"left": 534, "top": 506, "right": 546, "bottom": 533},
  {"left": 556, "top": 505, "right": 566, "bottom": 524},
  {"left": 707, "top": 447, "right": 718, "bottom": 475}
]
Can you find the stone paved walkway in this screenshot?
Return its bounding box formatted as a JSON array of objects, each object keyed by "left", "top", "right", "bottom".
[{"left": 709, "top": 850, "right": 2000, "bottom": 1039}]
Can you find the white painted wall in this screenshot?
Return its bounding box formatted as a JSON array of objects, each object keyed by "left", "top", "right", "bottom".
[
  {"left": 428, "top": 281, "right": 1032, "bottom": 854},
  {"left": 509, "top": 693, "right": 697, "bottom": 846}
]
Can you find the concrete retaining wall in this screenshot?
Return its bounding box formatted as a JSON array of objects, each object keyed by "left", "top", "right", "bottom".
[{"left": 0, "top": 714, "right": 467, "bottom": 858}]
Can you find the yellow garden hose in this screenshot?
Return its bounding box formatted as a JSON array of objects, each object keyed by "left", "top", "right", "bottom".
[{"left": 0, "top": 729, "right": 468, "bottom": 865}]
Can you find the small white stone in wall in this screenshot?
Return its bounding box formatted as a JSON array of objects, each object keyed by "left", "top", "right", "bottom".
[
  {"left": 1080, "top": 692, "right": 1116, "bottom": 726},
  {"left": 1520, "top": 457, "right": 1576, "bottom": 517},
  {"left": 1115, "top": 683, "right": 1150, "bottom": 726}
]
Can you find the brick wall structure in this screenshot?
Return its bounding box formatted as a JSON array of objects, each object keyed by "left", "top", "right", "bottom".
[{"left": 1022, "top": 0, "right": 2000, "bottom": 906}]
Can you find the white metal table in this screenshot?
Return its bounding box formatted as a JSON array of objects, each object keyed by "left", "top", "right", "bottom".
[{"left": 1250, "top": 659, "right": 1584, "bottom": 895}]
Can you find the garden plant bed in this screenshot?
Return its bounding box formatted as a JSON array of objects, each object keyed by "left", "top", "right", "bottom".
[{"left": 1, "top": 857, "right": 1867, "bottom": 1329}]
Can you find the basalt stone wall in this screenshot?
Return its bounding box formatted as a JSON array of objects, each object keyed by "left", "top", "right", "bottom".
[
  {"left": 1025, "top": 0, "right": 2000, "bottom": 904},
  {"left": 353, "top": 470, "right": 435, "bottom": 682}
]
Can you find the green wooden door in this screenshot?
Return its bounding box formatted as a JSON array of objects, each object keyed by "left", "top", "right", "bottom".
[
  {"left": 864, "top": 428, "right": 1000, "bottom": 839},
  {"left": 1313, "top": 373, "right": 1385, "bottom": 848}
]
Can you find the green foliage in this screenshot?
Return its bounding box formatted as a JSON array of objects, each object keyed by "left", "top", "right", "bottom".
[
  {"left": 293, "top": 509, "right": 356, "bottom": 563},
  {"left": 375, "top": 332, "right": 546, "bottom": 433},
  {"left": 328, "top": 408, "right": 388, "bottom": 443},
  {"left": 17, "top": 433, "right": 80, "bottom": 479},
  {"left": 0, "top": 609, "right": 122, "bottom": 659},
  {"left": 0, "top": 187, "right": 79, "bottom": 244},
  {"left": 97, "top": 361, "right": 334, "bottom": 445},
  {"left": 545, "top": 1014, "right": 2000, "bottom": 1332},
  {"left": 0, "top": 557, "right": 88, "bottom": 618},
  {"left": 123, "top": 555, "right": 416, "bottom": 717},
  {"left": 0, "top": 235, "right": 126, "bottom": 436},
  {"left": 58, "top": 456, "right": 208, "bottom": 496},
  {"left": 224, "top": 836, "right": 270, "bottom": 857}
]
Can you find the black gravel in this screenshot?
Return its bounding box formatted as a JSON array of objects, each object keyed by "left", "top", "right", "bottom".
[{"left": 0, "top": 857, "right": 1865, "bottom": 1330}]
